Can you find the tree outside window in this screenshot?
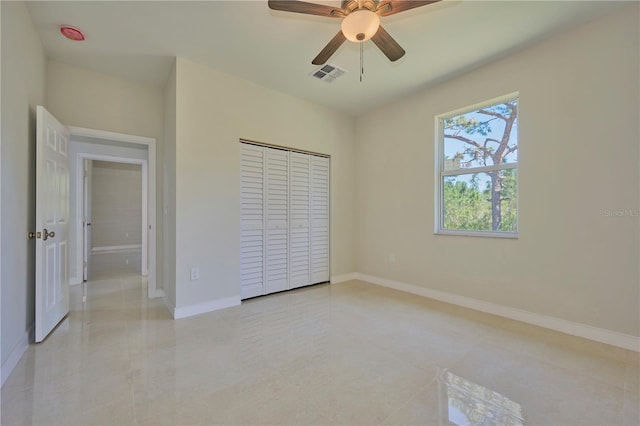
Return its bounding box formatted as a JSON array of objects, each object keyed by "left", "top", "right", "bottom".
[{"left": 436, "top": 94, "right": 518, "bottom": 236}]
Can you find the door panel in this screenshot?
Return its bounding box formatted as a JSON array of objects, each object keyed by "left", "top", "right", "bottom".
[
  {"left": 265, "top": 149, "right": 289, "bottom": 294},
  {"left": 289, "top": 152, "right": 311, "bottom": 289},
  {"left": 240, "top": 144, "right": 266, "bottom": 299},
  {"left": 35, "top": 106, "right": 70, "bottom": 343},
  {"left": 82, "top": 159, "right": 92, "bottom": 281},
  {"left": 310, "top": 156, "right": 330, "bottom": 284}
]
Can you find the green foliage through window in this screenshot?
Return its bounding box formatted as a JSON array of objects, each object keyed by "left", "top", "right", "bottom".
[{"left": 438, "top": 95, "right": 518, "bottom": 234}]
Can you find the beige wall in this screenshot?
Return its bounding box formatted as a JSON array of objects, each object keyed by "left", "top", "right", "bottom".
[
  {"left": 163, "top": 61, "right": 177, "bottom": 308},
  {"left": 173, "top": 58, "right": 356, "bottom": 309},
  {"left": 47, "top": 61, "right": 164, "bottom": 140},
  {"left": 46, "top": 61, "right": 165, "bottom": 290},
  {"left": 355, "top": 4, "right": 639, "bottom": 337},
  {"left": 91, "top": 161, "right": 142, "bottom": 248},
  {"left": 1, "top": 1, "right": 47, "bottom": 366}
]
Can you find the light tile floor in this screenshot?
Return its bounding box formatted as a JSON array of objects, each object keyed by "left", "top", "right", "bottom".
[{"left": 1, "top": 274, "right": 638, "bottom": 425}]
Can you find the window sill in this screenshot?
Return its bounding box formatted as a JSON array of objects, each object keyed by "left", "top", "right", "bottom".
[{"left": 435, "top": 229, "right": 518, "bottom": 239}]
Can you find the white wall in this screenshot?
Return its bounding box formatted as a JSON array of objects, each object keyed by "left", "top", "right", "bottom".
[
  {"left": 46, "top": 61, "right": 165, "bottom": 289},
  {"left": 47, "top": 61, "right": 164, "bottom": 139},
  {"left": 163, "top": 61, "right": 177, "bottom": 309},
  {"left": 91, "top": 161, "right": 142, "bottom": 248},
  {"left": 172, "top": 58, "right": 356, "bottom": 311},
  {"left": 355, "top": 4, "right": 639, "bottom": 337},
  {"left": 0, "top": 1, "right": 46, "bottom": 378},
  {"left": 88, "top": 158, "right": 145, "bottom": 280}
]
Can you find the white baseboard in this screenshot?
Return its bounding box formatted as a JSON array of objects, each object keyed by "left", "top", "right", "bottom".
[
  {"left": 163, "top": 295, "right": 175, "bottom": 315},
  {"left": 330, "top": 273, "right": 358, "bottom": 284},
  {"left": 351, "top": 273, "right": 640, "bottom": 352},
  {"left": 151, "top": 288, "right": 165, "bottom": 299},
  {"left": 1, "top": 326, "right": 33, "bottom": 388},
  {"left": 173, "top": 296, "right": 241, "bottom": 319},
  {"left": 92, "top": 244, "right": 142, "bottom": 254}
]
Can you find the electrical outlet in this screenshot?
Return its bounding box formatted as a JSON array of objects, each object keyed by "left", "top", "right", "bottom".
[
  {"left": 190, "top": 267, "right": 200, "bottom": 281},
  {"left": 389, "top": 253, "right": 396, "bottom": 264}
]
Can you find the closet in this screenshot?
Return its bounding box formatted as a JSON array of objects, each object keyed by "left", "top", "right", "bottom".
[{"left": 240, "top": 142, "right": 329, "bottom": 300}]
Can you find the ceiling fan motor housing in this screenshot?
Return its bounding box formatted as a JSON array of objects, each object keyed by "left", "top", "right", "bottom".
[{"left": 342, "top": 0, "right": 379, "bottom": 14}]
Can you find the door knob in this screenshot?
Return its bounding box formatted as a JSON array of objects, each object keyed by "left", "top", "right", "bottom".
[{"left": 43, "top": 228, "right": 55, "bottom": 241}]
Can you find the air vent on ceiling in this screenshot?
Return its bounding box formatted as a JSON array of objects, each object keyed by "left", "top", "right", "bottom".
[{"left": 310, "top": 64, "right": 347, "bottom": 83}]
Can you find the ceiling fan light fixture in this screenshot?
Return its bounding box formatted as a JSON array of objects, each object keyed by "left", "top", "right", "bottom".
[{"left": 341, "top": 9, "right": 380, "bottom": 42}]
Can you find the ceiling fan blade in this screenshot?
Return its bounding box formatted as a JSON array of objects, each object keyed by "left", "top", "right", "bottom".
[
  {"left": 371, "top": 26, "right": 405, "bottom": 62},
  {"left": 268, "top": 0, "right": 345, "bottom": 18},
  {"left": 376, "top": 0, "right": 441, "bottom": 17},
  {"left": 312, "top": 31, "right": 347, "bottom": 65}
]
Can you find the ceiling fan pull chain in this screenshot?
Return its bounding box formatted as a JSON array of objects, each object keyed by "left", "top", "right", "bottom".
[{"left": 360, "top": 41, "right": 364, "bottom": 82}]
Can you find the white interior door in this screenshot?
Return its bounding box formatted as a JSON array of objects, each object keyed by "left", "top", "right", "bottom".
[
  {"left": 35, "top": 105, "right": 70, "bottom": 343},
  {"left": 82, "top": 159, "right": 92, "bottom": 281}
]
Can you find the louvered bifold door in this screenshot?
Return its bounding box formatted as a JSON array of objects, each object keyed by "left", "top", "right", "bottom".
[
  {"left": 289, "top": 152, "right": 311, "bottom": 289},
  {"left": 240, "top": 144, "right": 266, "bottom": 299},
  {"left": 310, "top": 155, "right": 330, "bottom": 284},
  {"left": 265, "top": 148, "right": 290, "bottom": 294}
]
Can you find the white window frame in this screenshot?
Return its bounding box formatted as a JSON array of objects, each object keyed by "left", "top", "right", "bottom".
[{"left": 434, "top": 92, "right": 519, "bottom": 238}]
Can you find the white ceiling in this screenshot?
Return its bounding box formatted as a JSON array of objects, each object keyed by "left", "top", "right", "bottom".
[{"left": 27, "top": 1, "right": 623, "bottom": 116}]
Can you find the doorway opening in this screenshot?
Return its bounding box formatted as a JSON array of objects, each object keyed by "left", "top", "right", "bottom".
[
  {"left": 82, "top": 159, "right": 146, "bottom": 281},
  {"left": 68, "top": 126, "right": 161, "bottom": 299}
]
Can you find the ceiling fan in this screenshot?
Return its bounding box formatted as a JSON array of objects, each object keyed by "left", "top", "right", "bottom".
[{"left": 268, "top": 0, "right": 441, "bottom": 65}]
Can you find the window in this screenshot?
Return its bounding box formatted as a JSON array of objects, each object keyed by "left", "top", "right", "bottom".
[{"left": 435, "top": 93, "right": 519, "bottom": 237}]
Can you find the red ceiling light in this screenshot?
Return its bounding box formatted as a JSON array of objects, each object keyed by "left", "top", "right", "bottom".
[{"left": 60, "top": 26, "right": 85, "bottom": 41}]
